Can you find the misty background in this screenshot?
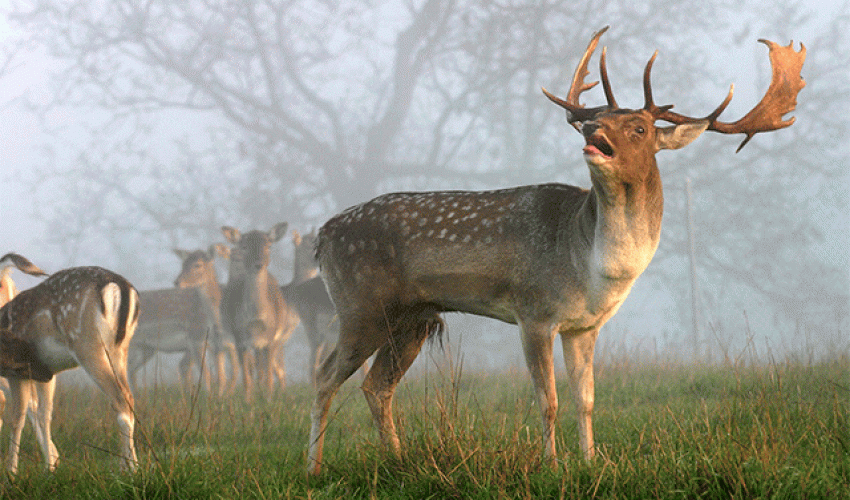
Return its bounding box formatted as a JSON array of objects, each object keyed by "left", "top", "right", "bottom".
[{"left": 0, "top": 0, "right": 847, "bottom": 385}]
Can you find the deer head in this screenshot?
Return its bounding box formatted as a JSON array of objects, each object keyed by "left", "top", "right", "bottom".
[
  {"left": 173, "top": 245, "right": 228, "bottom": 290},
  {"left": 542, "top": 26, "right": 806, "bottom": 158}
]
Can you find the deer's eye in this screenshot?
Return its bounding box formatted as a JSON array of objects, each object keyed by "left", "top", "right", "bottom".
[{"left": 635, "top": 126, "right": 645, "bottom": 134}]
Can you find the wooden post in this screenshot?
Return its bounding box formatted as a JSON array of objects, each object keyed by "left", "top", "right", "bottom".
[{"left": 686, "top": 178, "right": 702, "bottom": 362}]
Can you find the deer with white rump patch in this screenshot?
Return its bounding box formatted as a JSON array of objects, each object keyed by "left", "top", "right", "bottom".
[
  {"left": 307, "top": 27, "right": 805, "bottom": 474},
  {"left": 0, "top": 253, "right": 139, "bottom": 472}
]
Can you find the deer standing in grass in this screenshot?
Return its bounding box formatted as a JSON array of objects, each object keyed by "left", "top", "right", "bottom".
[
  {"left": 129, "top": 246, "right": 227, "bottom": 390},
  {"left": 172, "top": 246, "right": 240, "bottom": 395},
  {"left": 0, "top": 256, "right": 45, "bottom": 463},
  {"left": 0, "top": 253, "right": 139, "bottom": 472},
  {"left": 307, "top": 27, "right": 805, "bottom": 474},
  {"left": 221, "top": 223, "right": 298, "bottom": 397},
  {"left": 280, "top": 229, "right": 340, "bottom": 384}
]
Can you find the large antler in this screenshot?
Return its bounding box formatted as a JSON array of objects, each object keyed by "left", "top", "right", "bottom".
[
  {"left": 542, "top": 26, "right": 617, "bottom": 130},
  {"left": 646, "top": 40, "right": 806, "bottom": 152},
  {"left": 545, "top": 28, "right": 806, "bottom": 152}
]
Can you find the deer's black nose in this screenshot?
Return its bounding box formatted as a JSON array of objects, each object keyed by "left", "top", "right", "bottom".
[{"left": 581, "top": 121, "right": 601, "bottom": 138}]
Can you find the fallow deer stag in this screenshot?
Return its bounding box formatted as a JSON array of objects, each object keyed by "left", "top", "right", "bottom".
[
  {"left": 0, "top": 253, "right": 139, "bottom": 472},
  {"left": 307, "top": 27, "right": 805, "bottom": 474},
  {"left": 221, "top": 223, "right": 298, "bottom": 397},
  {"left": 129, "top": 246, "right": 227, "bottom": 390}
]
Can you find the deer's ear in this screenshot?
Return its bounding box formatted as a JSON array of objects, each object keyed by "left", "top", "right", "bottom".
[
  {"left": 655, "top": 120, "right": 709, "bottom": 151},
  {"left": 173, "top": 248, "right": 191, "bottom": 260},
  {"left": 268, "top": 222, "right": 289, "bottom": 242},
  {"left": 221, "top": 226, "right": 241, "bottom": 244}
]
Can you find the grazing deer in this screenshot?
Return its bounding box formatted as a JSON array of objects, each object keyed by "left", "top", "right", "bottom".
[
  {"left": 128, "top": 246, "right": 227, "bottom": 390},
  {"left": 221, "top": 223, "right": 298, "bottom": 397},
  {"left": 0, "top": 256, "right": 47, "bottom": 467},
  {"left": 307, "top": 27, "right": 805, "bottom": 474},
  {"left": 0, "top": 253, "right": 139, "bottom": 472}
]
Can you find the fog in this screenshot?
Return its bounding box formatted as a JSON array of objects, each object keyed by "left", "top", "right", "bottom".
[{"left": 0, "top": 0, "right": 847, "bottom": 385}]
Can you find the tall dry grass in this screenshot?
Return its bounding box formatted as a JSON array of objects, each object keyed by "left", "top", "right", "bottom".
[{"left": 0, "top": 347, "right": 846, "bottom": 499}]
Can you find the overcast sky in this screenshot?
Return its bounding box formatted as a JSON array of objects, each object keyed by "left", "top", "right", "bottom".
[{"left": 0, "top": 1, "right": 846, "bottom": 375}]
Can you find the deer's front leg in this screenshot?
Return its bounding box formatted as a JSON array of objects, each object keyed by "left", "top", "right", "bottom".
[
  {"left": 34, "top": 379, "right": 59, "bottom": 471},
  {"left": 239, "top": 347, "right": 256, "bottom": 402},
  {"left": 561, "top": 328, "right": 599, "bottom": 460},
  {"left": 520, "top": 321, "right": 559, "bottom": 462},
  {"left": 5, "top": 378, "right": 32, "bottom": 473}
]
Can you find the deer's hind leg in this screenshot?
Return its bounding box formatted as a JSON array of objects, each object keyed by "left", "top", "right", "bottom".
[
  {"left": 361, "top": 312, "right": 432, "bottom": 454},
  {"left": 73, "top": 321, "right": 138, "bottom": 470},
  {"left": 308, "top": 314, "right": 385, "bottom": 475},
  {"left": 78, "top": 351, "right": 137, "bottom": 470}
]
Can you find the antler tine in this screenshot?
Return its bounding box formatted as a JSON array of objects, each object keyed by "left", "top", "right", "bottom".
[
  {"left": 542, "top": 26, "right": 612, "bottom": 129},
  {"left": 566, "top": 26, "right": 608, "bottom": 106},
  {"left": 642, "top": 51, "right": 669, "bottom": 115},
  {"left": 653, "top": 39, "right": 806, "bottom": 152},
  {"left": 599, "top": 46, "right": 618, "bottom": 108}
]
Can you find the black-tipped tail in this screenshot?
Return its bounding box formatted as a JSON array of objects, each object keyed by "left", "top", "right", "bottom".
[{"left": 0, "top": 253, "right": 49, "bottom": 278}]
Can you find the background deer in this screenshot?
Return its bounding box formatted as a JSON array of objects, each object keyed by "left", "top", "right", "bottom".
[
  {"left": 221, "top": 222, "right": 298, "bottom": 397},
  {"left": 280, "top": 229, "right": 341, "bottom": 384},
  {"left": 172, "top": 245, "right": 239, "bottom": 395},
  {"left": 282, "top": 275, "right": 336, "bottom": 384},
  {"left": 0, "top": 253, "right": 140, "bottom": 472},
  {"left": 306, "top": 27, "right": 805, "bottom": 474},
  {"left": 128, "top": 246, "right": 226, "bottom": 390}
]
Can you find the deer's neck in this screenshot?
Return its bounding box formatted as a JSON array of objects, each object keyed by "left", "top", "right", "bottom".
[
  {"left": 292, "top": 262, "right": 319, "bottom": 284},
  {"left": 578, "top": 164, "right": 664, "bottom": 282},
  {"left": 198, "top": 275, "right": 222, "bottom": 307},
  {"left": 243, "top": 269, "right": 278, "bottom": 320}
]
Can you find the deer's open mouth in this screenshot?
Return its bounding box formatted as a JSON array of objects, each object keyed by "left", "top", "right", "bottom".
[{"left": 583, "top": 134, "right": 614, "bottom": 158}]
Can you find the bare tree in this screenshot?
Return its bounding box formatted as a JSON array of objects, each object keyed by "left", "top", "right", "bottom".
[
  {"left": 647, "top": 7, "right": 850, "bottom": 353},
  {"left": 5, "top": 0, "right": 847, "bottom": 354}
]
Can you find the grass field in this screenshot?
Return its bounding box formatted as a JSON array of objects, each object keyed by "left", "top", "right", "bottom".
[{"left": 0, "top": 353, "right": 847, "bottom": 499}]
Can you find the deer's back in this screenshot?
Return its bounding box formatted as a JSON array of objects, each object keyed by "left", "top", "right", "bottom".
[
  {"left": 317, "top": 184, "right": 591, "bottom": 323},
  {"left": 138, "top": 288, "right": 208, "bottom": 329}
]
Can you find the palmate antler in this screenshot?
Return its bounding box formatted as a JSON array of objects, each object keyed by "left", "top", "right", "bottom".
[{"left": 544, "top": 26, "right": 807, "bottom": 151}]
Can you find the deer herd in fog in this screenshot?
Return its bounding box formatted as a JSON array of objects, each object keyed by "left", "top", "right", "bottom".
[{"left": 0, "top": 27, "right": 804, "bottom": 475}]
